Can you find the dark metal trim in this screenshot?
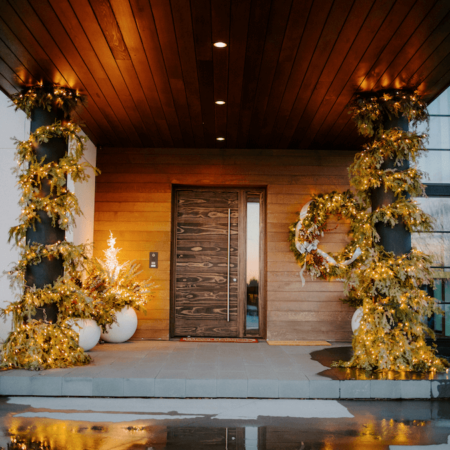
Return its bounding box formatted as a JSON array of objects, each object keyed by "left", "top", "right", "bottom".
[
  {"left": 425, "top": 184, "right": 450, "bottom": 197},
  {"left": 418, "top": 231, "right": 450, "bottom": 233}
]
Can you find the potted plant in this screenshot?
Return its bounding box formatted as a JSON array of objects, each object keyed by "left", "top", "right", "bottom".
[{"left": 84, "top": 232, "right": 155, "bottom": 343}]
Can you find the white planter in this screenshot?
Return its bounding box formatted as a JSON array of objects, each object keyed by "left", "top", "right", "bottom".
[
  {"left": 101, "top": 306, "right": 138, "bottom": 343},
  {"left": 351, "top": 307, "right": 363, "bottom": 333},
  {"left": 70, "top": 319, "right": 101, "bottom": 351}
]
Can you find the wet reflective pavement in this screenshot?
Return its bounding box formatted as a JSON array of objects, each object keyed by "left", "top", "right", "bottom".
[
  {"left": 1, "top": 397, "right": 450, "bottom": 449},
  {"left": 312, "top": 347, "right": 450, "bottom": 381}
]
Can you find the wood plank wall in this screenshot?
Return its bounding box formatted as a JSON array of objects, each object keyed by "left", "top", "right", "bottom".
[{"left": 94, "top": 148, "right": 357, "bottom": 341}]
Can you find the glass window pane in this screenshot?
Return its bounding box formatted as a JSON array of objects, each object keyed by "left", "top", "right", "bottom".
[
  {"left": 428, "top": 87, "right": 450, "bottom": 115},
  {"left": 445, "top": 304, "right": 450, "bottom": 337},
  {"left": 445, "top": 280, "right": 450, "bottom": 337},
  {"left": 444, "top": 279, "right": 450, "bottom": 301},
  {"left": 412, "top": 233, "right": 450, "bottom": 267},
  {"left": 417, "top": 151, "right": 450, "bottom": 183},
  {"left": 411, "top": 200, "right": 450, "bottom": 274},
  {"left": 434, "top": 280, "right": 443, "bottom": 332},
  {"left": 428, "top": 117, "right": 450, "bottom": 150},
  {"left": 412, "top": 198, "right": 450, "bottom": 268},
  {"left": 246, "top": 200, "right": 260, "bottom": 332},
  {"left": 414, "top": 198, "right": 450, "bottom": 231}
]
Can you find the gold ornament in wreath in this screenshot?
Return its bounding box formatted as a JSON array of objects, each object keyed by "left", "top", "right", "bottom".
[{"left": 288, "top": 191, "right": 365, "bottom": 284}]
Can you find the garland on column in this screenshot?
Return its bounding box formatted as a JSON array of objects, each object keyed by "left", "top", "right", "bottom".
[
  {"left": 9, "top": 123, "right": 91, "bottom": 243},
  {"left": 1, "top": 85, "right": 98, "bottom": 370},
  {"left": 290, "top": 90, "right": 448, "bottom": 372},
  {"left": 344, "top": 91, "right": 446, "bottom": 372},
  {"left": 11, "top": 84, "right": 87, "bottom": 117}
]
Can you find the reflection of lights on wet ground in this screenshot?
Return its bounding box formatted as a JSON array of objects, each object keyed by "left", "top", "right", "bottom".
[
  {"left": 395, "top": 422, "right": 411, "bottom": 445},
  {"left": 3, "top": 417, "right": 446, "bottom": 450},
  {"left": 2, "top": 399, "right": 450, "bottom": 450},
  {"left": 6, "top": 417, "right": 167, "bottom": 450},
  {"left": 354, "top": 418, "right": 434, "bottom": 448}
]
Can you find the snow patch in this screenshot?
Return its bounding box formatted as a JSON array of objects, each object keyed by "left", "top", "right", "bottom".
[{"left": 8, "top": 398, "right": 353, "bottom": 420}]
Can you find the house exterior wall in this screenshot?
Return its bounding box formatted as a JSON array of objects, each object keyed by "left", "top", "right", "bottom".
[
  {"left": 66, "top": 138, "right": 98, "bottom": 254},
  {"left": 0, "top": 91, "right": 96, "bottom": 342},
  {"left": 95, "top": 147, "right": 357, "bottom": 341},
  {"left": 0, "top": 92, "right": 29, "bottom": 342}
]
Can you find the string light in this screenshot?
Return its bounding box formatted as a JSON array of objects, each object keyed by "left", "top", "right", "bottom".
[{"left": 11, "top": 84, "right": 86, "bottom": 118}]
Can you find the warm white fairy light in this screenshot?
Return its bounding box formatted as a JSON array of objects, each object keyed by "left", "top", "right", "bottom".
[{"left": 103, "top": 232, "right": 125, "bottom": 282}]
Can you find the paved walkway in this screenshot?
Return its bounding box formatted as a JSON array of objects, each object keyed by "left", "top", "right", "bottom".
[{"left": 1, "top": 341, "right": 449, "bottom": 399}]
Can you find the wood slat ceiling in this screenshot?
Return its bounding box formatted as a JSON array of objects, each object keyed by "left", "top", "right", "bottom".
[{"left": 1, "top": 0, "right": 450, "bottom": 150}]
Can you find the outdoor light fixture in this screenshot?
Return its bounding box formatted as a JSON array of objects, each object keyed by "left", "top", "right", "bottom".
[
  {"left": 214, "top": 42, "right": 227, "bottom": 48},
  {"left": 215, "top": 101, "right": 225, "bottom": 105},
  {"left": 217, "top": 137, "right": 225, "bottom": 141}
]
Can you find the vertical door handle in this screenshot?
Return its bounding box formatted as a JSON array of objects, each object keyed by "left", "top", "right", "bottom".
[{"left": 227, "top": 208, "right": 230, "bottom": 322}]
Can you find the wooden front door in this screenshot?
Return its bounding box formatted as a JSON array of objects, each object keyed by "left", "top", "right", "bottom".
[{"left": 173, "top": 189, "right": 240, "bottom": 337}]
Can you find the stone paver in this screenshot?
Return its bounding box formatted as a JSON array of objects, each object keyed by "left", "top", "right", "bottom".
[{"left": 0, "top": 341, "right": 449, "bottom": 398}]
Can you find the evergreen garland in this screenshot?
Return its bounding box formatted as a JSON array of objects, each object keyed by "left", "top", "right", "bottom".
[
  {"left": 2, "top": 322, "right": 88, "bottom": 370},
  {"left": 9, "top": 122, "right": 96, "bottom": 244},
  {"left": 11, "top": 84, "right": 87, "bottom": 118},
  {"left": 1, "top": 85, "right": 98, "bottom": 370}
]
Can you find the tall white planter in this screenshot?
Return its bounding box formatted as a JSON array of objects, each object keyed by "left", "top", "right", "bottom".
[
  {"left": 351, "top": 307, "right": 363, "bottom": 333},
  {"left": 101, "top": 306, "right": 138, "bottom": 343},
  {"left": 70, "top": 319, "right": 101, "bottom": 351}
]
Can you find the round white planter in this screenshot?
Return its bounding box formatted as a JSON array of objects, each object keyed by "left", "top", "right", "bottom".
[
  {"left": 101, "top": 306, "right": 138, "bottom": 343},
  {"left": 351, "top": 307, "right": 363, "bottom": 333},
  {"left": 70, "top": 319, "right": 101, "bottom": 351}
]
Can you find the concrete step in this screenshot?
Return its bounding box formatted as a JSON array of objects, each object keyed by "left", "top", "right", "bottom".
[{"left": 1, "top": 370, "right": 449, "bottom": 399}]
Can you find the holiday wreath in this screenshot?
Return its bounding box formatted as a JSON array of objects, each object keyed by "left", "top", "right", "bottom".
[{"left": 289, "top": 191, "right": 365, "bottom": 283}]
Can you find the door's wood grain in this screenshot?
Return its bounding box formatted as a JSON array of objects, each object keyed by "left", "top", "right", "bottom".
[
  {"left": 174, "top": 189, "right": 239, "bottom": 336},
  {"left": 175, "top": 320, "right": 238, "bottom": 337}
]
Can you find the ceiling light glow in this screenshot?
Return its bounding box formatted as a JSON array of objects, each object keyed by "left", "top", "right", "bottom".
[
  {"left": 214, "top": 42, "right": 227, "bottom": 48},
  {"left": 216, "top": 137, "right": 225, "bottom": 141},
  {"left": 215, "top": 101, "right": 225, "bottom": 105}
]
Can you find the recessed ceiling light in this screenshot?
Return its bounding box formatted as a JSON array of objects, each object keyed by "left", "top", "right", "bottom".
[
  {"left": 214, "top": 42, "right": 227, "bottom": 48},
  {"left": 217, "top": 137, "right": 225, "bottom": 141},
  {"left": 215, "top": 100, "right": 225, "bottom": 105}
]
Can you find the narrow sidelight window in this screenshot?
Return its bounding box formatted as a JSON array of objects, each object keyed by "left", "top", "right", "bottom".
[{"left": 246, "top": 196, "right": 260, "bottom": 332}]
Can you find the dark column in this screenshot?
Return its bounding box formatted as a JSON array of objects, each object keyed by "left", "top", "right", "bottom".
[
  {"left": 371, "top": 115, "right": 412, "bottom": 255},
  {"left": 25, "top": 105, "right": 67, "bottom": 323}
]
